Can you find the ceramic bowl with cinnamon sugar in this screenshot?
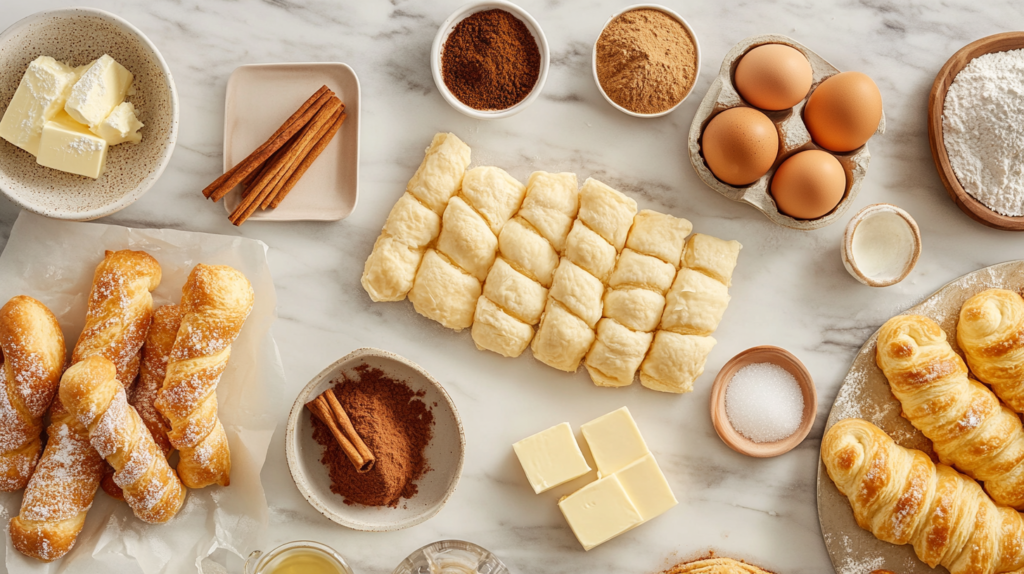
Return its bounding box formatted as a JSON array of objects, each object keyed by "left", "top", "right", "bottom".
[{"left": 285, "top": 347, "right": 465, "bottom": 532}]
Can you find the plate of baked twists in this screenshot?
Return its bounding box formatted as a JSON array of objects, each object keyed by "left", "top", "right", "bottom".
[
  {"left": 0, "top": 211, "right": 283, "bottom": 573},
  {"left": 817, "top": 260, "right": 1024, "bottom": 574}
]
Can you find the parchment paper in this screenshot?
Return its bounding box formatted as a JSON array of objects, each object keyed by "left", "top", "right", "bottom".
[{"left": 0, "top": 211, "right": 284, "bottom": 574}]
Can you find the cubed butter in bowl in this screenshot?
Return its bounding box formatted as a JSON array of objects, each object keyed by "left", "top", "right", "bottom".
[{"left": 36, "top": 111, "right": 108, "bottom": 179}]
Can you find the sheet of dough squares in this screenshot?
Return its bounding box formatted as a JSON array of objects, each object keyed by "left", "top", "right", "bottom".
[{"left": 360, "top": 133, "right": 742, "bottom": 392}]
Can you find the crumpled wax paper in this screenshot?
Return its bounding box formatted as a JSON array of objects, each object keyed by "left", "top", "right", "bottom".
[{"left": 0, "top": 211, "right": 284, "bottom": 574}]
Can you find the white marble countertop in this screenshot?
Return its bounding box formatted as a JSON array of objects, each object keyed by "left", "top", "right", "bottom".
[{"left": 1, "top": 0, "right": 1022, "bottom": 573}]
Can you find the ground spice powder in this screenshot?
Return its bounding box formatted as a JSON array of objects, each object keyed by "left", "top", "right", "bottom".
[
  {"left": 311, "top": 365, "right": 433, "bottom": 507},
  {"left": 596, "top": 9, "right": 697, "bottom": 115},
  {"left": 441, "top": 9, "right": 541, "bottom": 110}
]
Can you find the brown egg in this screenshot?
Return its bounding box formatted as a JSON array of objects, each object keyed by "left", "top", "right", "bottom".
[
  {"left": 701, "top": 107, "right": 779, "bottom": 186},
  {"left": 804, "top": 72, "right": 883, "bottom": 152},
  {"left": 734, "top": 44, "right": 813, "bottom": 111},
  {"left": 770, "top": 150, "right": 846, "bottom": 219}
]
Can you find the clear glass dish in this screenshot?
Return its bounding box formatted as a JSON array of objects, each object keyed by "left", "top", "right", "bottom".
[
  {"left": 392, "top": 540, "right": 509, "bottom": 574},
  {"left": 244, "top": 540, "right": 354, "bottom": 574}
]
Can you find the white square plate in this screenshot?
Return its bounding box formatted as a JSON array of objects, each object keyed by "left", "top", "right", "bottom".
[{"left": 223, "top": 62, "right": 360, "bottom": 221}]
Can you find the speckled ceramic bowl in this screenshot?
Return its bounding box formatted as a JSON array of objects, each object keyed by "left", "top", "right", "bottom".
[
  {"left": 0, "top": 8, "right": 177, "bottom": 220},
  {"left": 285, "top": 348, "right": 466, "bottom": 532}
]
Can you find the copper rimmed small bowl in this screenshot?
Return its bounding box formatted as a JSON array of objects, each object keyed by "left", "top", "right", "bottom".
[{"left": 710, "top": 345, "right": 817, "bottom": 458}]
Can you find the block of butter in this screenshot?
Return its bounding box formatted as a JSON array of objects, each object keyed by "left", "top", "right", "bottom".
[
  {"left": 580, "top": 406, "right": 650, "bottom": 476},
  {"left": 36, "top": 111, "right": 108, "bottom": 179},
  {"left": 558, "top": 474, "right": 642, "bottom": 551},
  {"left": 92, "top": 101, "right": 143, "bottom": 145},
  {"left": 615, "top": 454, "right": 677, "bottom": 522},
  {"left": 513, "top": 422, "right": 591, "bottom": 494},
  {"left": 0, "top": 56, "right": 79, "bottom": 156},
  {"left": 65, "top": 54, "right": 133, "bottom": 128}
]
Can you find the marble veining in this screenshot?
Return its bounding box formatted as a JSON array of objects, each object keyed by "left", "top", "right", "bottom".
[{"left": 1, "top": 0, "right": 1023, "bottom": 572}]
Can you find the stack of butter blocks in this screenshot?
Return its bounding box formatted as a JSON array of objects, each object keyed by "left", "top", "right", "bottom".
[
  {"left": 0, "top": 55, "right": 144, "bottom": 179},
  {"left": 361, "top": 133, "right": 742, "bottom": 392},
  {"left": 512, "top": 407, "right": 676, "bottom": 551}
]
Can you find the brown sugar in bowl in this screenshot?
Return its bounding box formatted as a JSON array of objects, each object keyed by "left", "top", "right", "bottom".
[{"left": 710, "top": 346, "right": 817, "bottom": 458}]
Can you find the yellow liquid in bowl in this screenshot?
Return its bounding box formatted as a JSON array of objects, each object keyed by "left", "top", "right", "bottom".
[{"left": 264, "top": 550, "right": 345, "bottom": 574}]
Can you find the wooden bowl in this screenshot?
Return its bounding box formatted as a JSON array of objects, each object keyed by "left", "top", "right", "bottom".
[
  {"left": 928, "top": 32, "right": 1024, "bottom": 231},
  {"left": 709, "top": 346, "right": 817, "bottom": 458}
]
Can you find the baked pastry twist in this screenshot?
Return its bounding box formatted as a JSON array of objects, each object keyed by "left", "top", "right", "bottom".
[
  {"left": 877, "top": 314, "right": 1024, "bottom": 508},
  {"left": 8, "top": 397, "right": 105, "bottom": 562},
  {"left": 0, "top": 296, "right": 66, "bottom": 491},
  {"left": 958, "top": 288, "right": 1024, "bottom": 412},
  {"left": 60, "top": 355, "right": 186, "bottom": 523},
  {"left": 129, "top": 305, "right": 181, "bottom": 457},
  {"left": 156, "top": 264, "right": 253, "bottom": 488},
  {"left": 822, "top": 418, "right": 1024, "bottom": 574},
  {"left": 72, "top": 249, "right": 161, "bottom": 388}
]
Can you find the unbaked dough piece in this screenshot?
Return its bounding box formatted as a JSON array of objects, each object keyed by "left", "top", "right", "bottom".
[
  {"left": 603, "top": 288, "right": 666, "bottom": 333},
  {"left": 483, "top": 257, "right": 548, "bottom": 325},
  {"left": 608, "top": 249, "right": 677, "bottom": 293},
  {"left": 626, "top": 210, "right": 692, "bottom": 266},
  {"left": 564, "top": 220, "right": 617, "bottom": 282},
  {"left": 518, "top": 172, "right": 579, "bottom": 253},
  {"left": 661, "top": 268, "right": 731, "bottom": 336},
  {"left": 498, "top": 218, "right": 560, "bottom": 287},
  {"left": 460, "top": 166, "right": 526, "bottom": 235},
  {"left": 531, "top": 300, "right": 596, "bottom": 372},
  {"left": 361, "top": 235, "right": 423, "bottom": 302},
  {"left": 406, "top": 132, "right": 472, "bottom": 214},
  {"left": 585, "top": 319, "right": 653, "bottom": 388},
  {"left": 471, "top": 296, "right": 534, "bottom": 358},
  {"left": 436, "top": 196, "right": 498, "bottom": 281},
  {"left": 578, "top": 178, "right": 638, "bottom": 251},
  {"left": 408, "top": 249, "right": 481, "bottom": 331},
  {"left": 382, "top": 192, "right": 441, "bottom": 249},
  {"left": 549, "top": 259, "right": 604, "bottom": 329},
  {"left": 682, "top": 234, "right": 742, "bottom": 286},
  {"left": 639, "top": 331, "right": 717, "bottom": 394}
]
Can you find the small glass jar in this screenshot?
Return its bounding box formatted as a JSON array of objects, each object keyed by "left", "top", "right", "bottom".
[
  {"left": 392, "top": 540, "right": 508, "bottom": 574},
  {"left": 244, "top": 540, "right": 354, "bottom": 574}
]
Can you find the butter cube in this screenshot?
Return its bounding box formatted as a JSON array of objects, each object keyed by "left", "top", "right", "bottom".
[
  {"left": 0, "top": 56, "right": 78, "bottom": 156},
  {"left": 615, "top": 454, "right": 677, "bottom": 522},
  {"left": 91, "top": 101, "right": 143, "bottom": 145},
  {"left": 558, "top": 474, "right": 642, "bottom": 551},
  {"left": 64, "top": 55, "right": 133, "bottom": 128},
  {"left": 513, "top": 422, "right": 591, "bottom": 494},
  {"left": 36, "top": 111, "right": 108, "bottom": 178},
  {"left": 581, "top": 407, "right": 650, "bottom": 476}
]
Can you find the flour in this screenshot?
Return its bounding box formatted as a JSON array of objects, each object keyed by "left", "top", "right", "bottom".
[{"left": 943, "top": 48, "right": 1024, "bottom": 216}]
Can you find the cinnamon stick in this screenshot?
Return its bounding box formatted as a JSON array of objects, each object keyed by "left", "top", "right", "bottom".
[
  {"left": 230, "top": 96, "right": 342, "bottom": 225},
  {"left": 268, "top": 108, "right": 346, "bottom": 209},
  {"left": 262, "top": 105, "right": 343, "bottom": 209},
  {"left": 305, "top": 391, "right": 374, "bottom": 473},
  {"left": 204, "top": 85, "right": 330, "bottom": 200},
  {"left": 208, "top": 89, "right": 334, "bottom": 203},
  {"left": 323, "top": 389, "right": 374, "bottom": 470}
]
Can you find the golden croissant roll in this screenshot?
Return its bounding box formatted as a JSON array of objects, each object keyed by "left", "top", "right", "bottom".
[
  {"left": 129, "top": 305, "right": 181, "bottom": 457},
  {"left": 0, "top": 296, "right": 66, "bottom": 491},
  {"left": 958, "top": 289, "right": 1024, "bottom": 412},
  {"left": 822, "top": 418, "right": 1024, "bottom": 574},
  {"left": 156, "top": 264, "right": 253, "bottom": 488},
  {"left": 8, "top": 397, "right": 104, "bottom": 562},
  {"left": 60, "top": 355, "right": 186, "bottom": 523},
  {"left": 72, "top": 249, "right": 161, "bottom": 389},
  {"left": 877, "top": 314, "right": 1024, "bottom": 509}
]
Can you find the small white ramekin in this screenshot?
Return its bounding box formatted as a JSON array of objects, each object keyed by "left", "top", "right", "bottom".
[
  {"left": 841, "top": 203, "right": 922, "bottom": 288},
  {"left": 431, "top": 1, "right": 549, "bottom": 120},
  {"left": 592, "top": 4, "right": 701, "bottom": 118}
]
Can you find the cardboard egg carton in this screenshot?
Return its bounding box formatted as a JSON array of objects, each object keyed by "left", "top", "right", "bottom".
[{"left": 687, "top": 34, "right": 885, "bottom": 231}]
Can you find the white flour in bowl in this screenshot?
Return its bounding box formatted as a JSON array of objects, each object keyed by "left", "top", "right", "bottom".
[{"left": 942, "top": 48, "right": 1024, "bottom": 216}]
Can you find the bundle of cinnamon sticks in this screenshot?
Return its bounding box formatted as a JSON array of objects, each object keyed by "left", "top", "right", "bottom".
[
  {"left": 306, "top": 387, "right": 375, "bottom": 473},
  {"left": 202, "top": 85, "right": 346, "bottom": 226}
]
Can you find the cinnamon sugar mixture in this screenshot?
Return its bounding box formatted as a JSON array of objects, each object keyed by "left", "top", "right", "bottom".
[{"left": 311, "top": 365, "right": 433, "bottom": 507}]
